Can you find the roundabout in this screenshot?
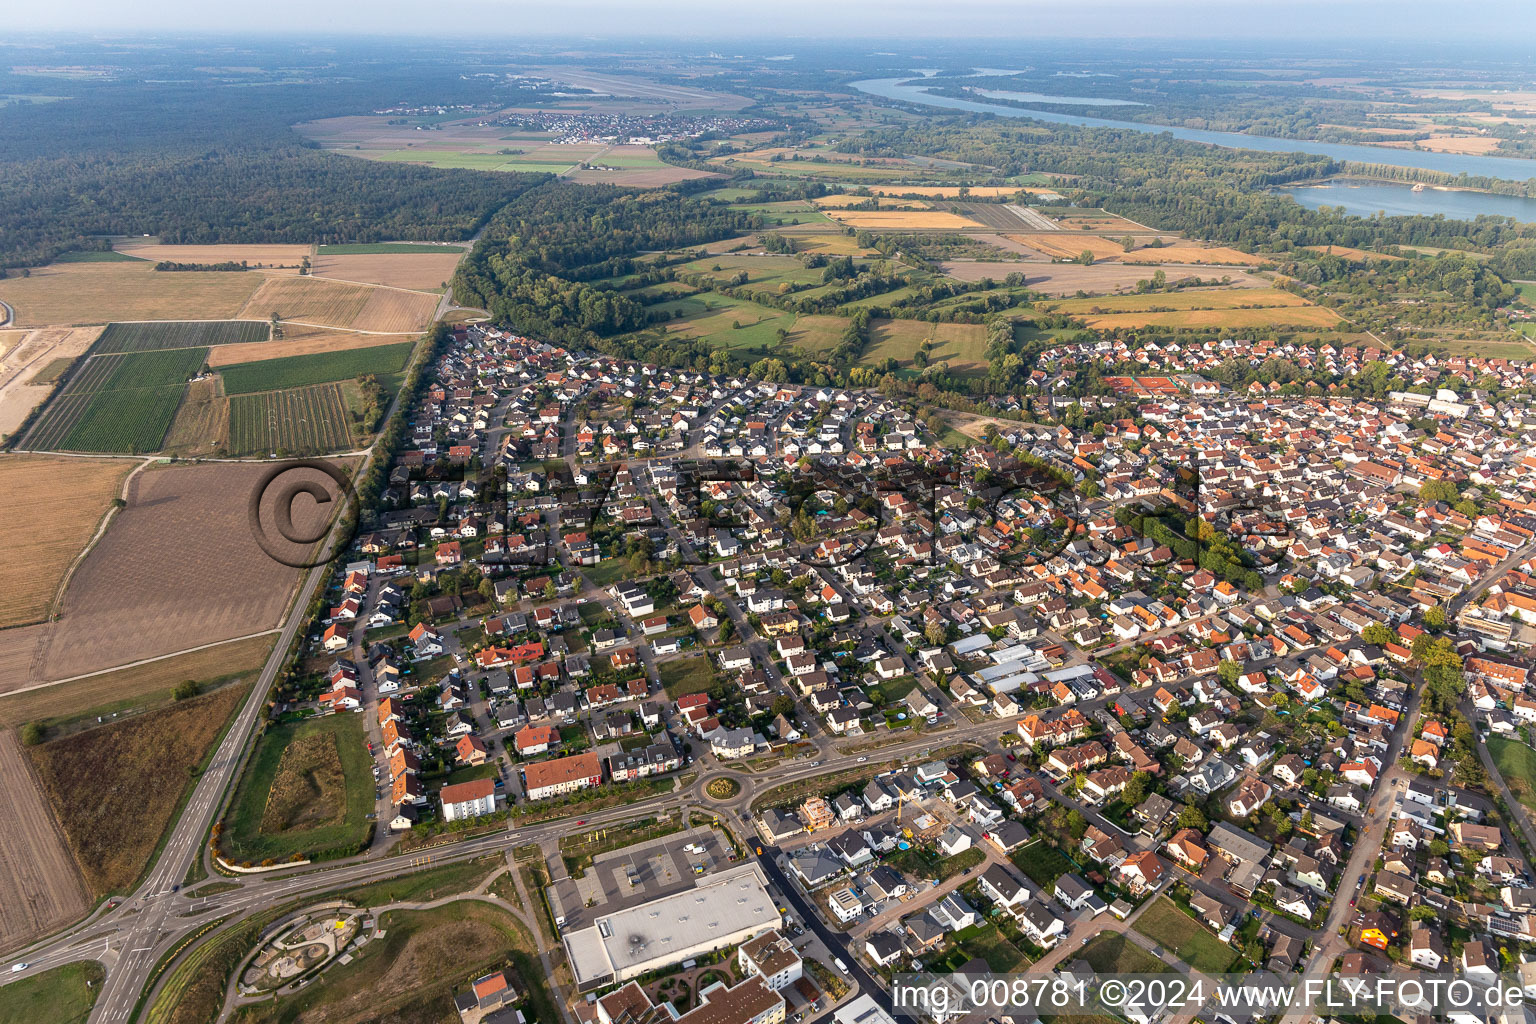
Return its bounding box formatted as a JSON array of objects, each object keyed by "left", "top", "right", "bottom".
[{"left": 702, "top": 775, "right": 742, "bottom": 801}]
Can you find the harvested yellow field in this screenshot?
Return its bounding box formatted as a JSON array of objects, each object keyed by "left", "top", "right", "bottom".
[
  {"left": 1012, "top": 233, "right": 1126, "bottom": 261},
  {"left": 0, "top": 331, "right": 25, "bottom": 358},
  {"left": 0, "top": 453, "right": 134, "bottom": 629},
  {"left": 310, "top": 252, "right": 462, "bottom": 290},
  {"left": 824, "top": 209, "right": 983, "bottom": 230},
  {"left": 114, "top": 242, "right": 311, "bottom": 269},
  {"left": 1072, "top": 306, "right": 1343, "bottom": 330},
  {"left": 1047, "top": 288, "right": 1312, "bottom": 314},
  {"left": 206, "top": 329, "right": 414, "bottom": 367},
  {"left": 1120, "top": 245, "right": 1266, "bottom": 266},
  {"left": 0, "top": 263, "right": 262, "bottom": 327},
  {"left": 238, "top": 275, "right": 371, "bottom": 328},
  {"left": 351, "top": 287, "right": 439, "bottom": 333},
  {"left": 1303, "top": 244, "right": 1403, "bottom": 262},
  {"left": 812, "top": 195, "right": 931, "bottom": 209}
]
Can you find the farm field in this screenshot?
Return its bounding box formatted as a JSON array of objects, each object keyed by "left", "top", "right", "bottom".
[
  {"left": 1078, "top": 933, "right": 1170, "bottom": 975},
  {"left": 310, "top": 251, "right": 462, "bottom": 290},
  {"left": 1133, "top": 897, "right": 1242, "bottom": 972},
  {"left": 0, "top": 262, "right": 262, "bottom": 326},
  {"left": 1012, "top": 233, "right": 1127, "bottom": 261},
  {"left": 940, "top": 260, "right": 1266, "bottom": 295},
  {"left": 23, "top": 346, "right": 208, "bottom": 453},
  {"left": 0, "top": 454, "right": 132, "bottom": 629},
  {"left": 862, "top": 319, "right": 989, "bottom": 372},
  {"left": 0, "top": 326, "right": 104, "bottom": 439},
  {"left": 113, "top": 242, "right": 312, "bottom": 268},
  {"left": 207, "top": 328, "right": 404, "bottom": 367},
  {"left": 32, "top": 460, "right": 324, "bottom": 680},
  {"left": 219, "top": 340, "right": 414, "bottom": 394},
  {"left": 349, "top": 285, "right": 441, "bottom": 332},
  {"left": 0, "top": 632, "right": 273, "bottom": 726},
  {"left": 811, "top": 194, "right": 932, "bottom": 208},
  {"left": 236, "top": 275, "right": 371, "bottom": 327},
  {"left": 93, "top": 319, "right": 268, "bottom": 353},
  {"left": 28, "top": 682, "right": 247, "bottom": 896},
  {"left": 1070, "top": 304, "right": 1342, "bottom": 330},
  {"left": 1121, "top": 245, "right": 1267, "bottom": 265},
  {"left": 228, "top": 383, "right": 355, "bottom": 456},
  {"left": 1047, "top": 287, "right": 1313, "bottom": 313},
  {"left": 824, "top": 209, "right": 984, "bottom": 230},
  {"left": 221, "top": 712, "right": 373, "bottom": 863},
  {"left": 1303, "top": 244, "right": 1404, "bottom": 261},
  {"left": 161, "top": 376, "right": 229, "bottom": 457},
  {"left": 0, "top": 729, "right": 88, "bottom": 954},
  {"left": 867, "top": 185, "right": 1047, "bottom": 198},
  {"left": 317, "top": 243, "right": 465, "bottom": 255}
]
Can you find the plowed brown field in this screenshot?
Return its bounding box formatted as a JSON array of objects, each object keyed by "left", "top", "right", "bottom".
[{"left": 0, "top": 729, "right": 87, "bottom": 952}]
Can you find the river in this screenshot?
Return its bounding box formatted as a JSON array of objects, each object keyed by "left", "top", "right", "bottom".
[
  {"left": 852, "top": 77, "right": 1536, "bottom": 182},
  {"left": 1280, "top": 178, "right": 1536, "bottom": 222}
]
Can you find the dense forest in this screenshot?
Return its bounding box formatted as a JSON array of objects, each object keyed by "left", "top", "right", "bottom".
[
  {"left": 0, "top": 69, "right": 550, "bottom": 268},
  {"left": 452, "top": 182, "right": 758, "bottom": 344}
]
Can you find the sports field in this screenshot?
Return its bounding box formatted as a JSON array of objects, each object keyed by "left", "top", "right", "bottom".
[
  {"left": 228, "top": 383, "right": 355, "bottom": 455},
  {"left": 219, "top": 341, "right": 414, "bottom": 394}
]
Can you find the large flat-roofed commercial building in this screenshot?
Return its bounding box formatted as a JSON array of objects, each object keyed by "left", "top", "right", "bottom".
[{"left": 565, "top": 864, "right": 781, "bottom": 989}]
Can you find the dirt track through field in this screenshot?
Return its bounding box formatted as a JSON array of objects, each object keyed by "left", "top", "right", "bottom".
[{"left": 0, "top": 729, "right": 88, "bottom": 953}]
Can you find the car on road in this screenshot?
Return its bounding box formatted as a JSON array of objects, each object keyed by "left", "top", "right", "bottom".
[
  {"left": 10, "top": 963, "right": 26, "bottom": 973},
  {"left": 857, "top": 756, "right": 867, "bottom": 763},
  {"left": 1358, "top": 873, "right": 1366, "bottom": 886},
  {"left": 576, "top": 820, "right": 585, "bottom": 826},
  {"left": 1006, "top": 752, "right": 1016, "bottom": 761}
]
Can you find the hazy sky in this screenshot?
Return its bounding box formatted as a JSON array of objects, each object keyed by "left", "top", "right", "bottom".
[{"left": 10, "top": 0, "right": 1536, "bottom": 43}]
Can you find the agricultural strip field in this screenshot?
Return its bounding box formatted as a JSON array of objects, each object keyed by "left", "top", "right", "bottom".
[
  {"left": 1120, "top": 245, "right": 1267, "bottom": 266},
  {"left": 22, "top": 346, "right": 208, "bottom": 453},
  {"left": 93, "top": 319, "right": 268, "bottom": 353},
  {"left": 60, "top": 347, "right": 207, "bottom": 395},
  {"left": 33, "top": 461, "right": 325, "bottom": 680},
  {"left": 1011, "top": 233, "right": 1127, "bottom": 261},
  {"left": 0, "top": 454, "right": 133, "bottom": 629},
  {"left": 317, "top": 243, "right": 465, "bottom": 255},
  {"left": 0, "top": 729, "right": 88, "bottom": 953},
  {"left": 350, "top": 285, "right": 441, "bottom": 332},
  {"left": 1303, "top": 244, "right": 1403, "bottom": 262},
  {"left": 228, "top": 383, "right": 355, "bottom": 456},
  {"left": 823, "top": 209, "right": 984, "bottom": 230},
  {"left": 220, "top": 340, "right": 414, "bottom": 393},
  {"left": 113, "top": 242, "right": 312, "bottom": 268},
  {"left": 947, "top": 202, "right": 1057, "bottom": 231},
  {"left": 205, "top": 329, "right": 410, "bottom": 367},
  {"left": 221, "top": 712, "right": 373, "bottom": 863},
  {"left": 161, "top": 376, "right": 229, "bottom": 458},
  {"left": 1046, "top": 287, "right": 1313, "bottom": 313},
  {"left": 1069, "top": 305, "right": 1342, "bottom": 330},
  {"left": 940, "top": 260, "right": 1266, "bottom": 296},
  {"left": 28, "top": 682, "right": 247, "bottom": 896},
  {"left": 237, "top": 275, "right": 371, "bottom": 327},
  {"left": 0, "top": 262, "right": 263, "bottom": 326},
  {"left": 0, "top": 632, "right": 274, "bottom": 725},
  {"left": 310, "top": 251, "right": 462, "bottom": 290}
]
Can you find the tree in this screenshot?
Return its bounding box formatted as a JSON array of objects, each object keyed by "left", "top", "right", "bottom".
[
  {"left": 1419, "top": 479, "right": 1458, "bottom": 503},
  {"left": 172, "top": 680, "right": 200, "bottom": 701},
  {"left": 543, "top": 581, "right": 558, "bottom": 601},
  {"left": 19, "top": 721, "right": 44, "bottom": 746},
  {"left": 478, "top": 578, "right": 496, "bottom": 602},
  {"left": 1217, "top": 659, "right": 1241, "bottom": 685},
  {"left": 1177, "top": 801, "right": 1208, "bottom": 832},
  {"left": 924, "top": 621, "right": 948, "bottom": 647},
  {"left": 1077, "top": 250, "right": 1095, "bottom": 266},
  {"left": 1362, "top": 622, "right": 1394, "bottom": 646},
  {"left": 1123, "top": 771, "right": 1151, "bottom": 806},
  {"left": 1425, "top": 606, "right": 1446, "bottom": 629},
  {"left": 770, "top": 695, "right": 796, "bottom": 720}
]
